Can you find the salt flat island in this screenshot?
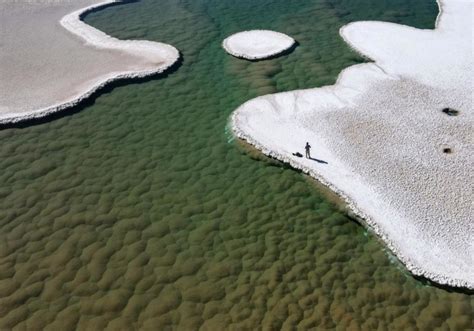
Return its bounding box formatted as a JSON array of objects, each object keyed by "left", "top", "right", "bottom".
[
  {"left": 0, "top": 0, "right": 179, "bottom": 124},
  {"left": 232, "top": 0, "right": 473, "bottom": 288},
  {"left": 223, "top": 30, "right": 295, "bottom": 60}
]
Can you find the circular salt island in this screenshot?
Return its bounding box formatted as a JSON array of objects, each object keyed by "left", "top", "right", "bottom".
[{"left": 222, "top": 30, "right": 295, "bottom": 60}]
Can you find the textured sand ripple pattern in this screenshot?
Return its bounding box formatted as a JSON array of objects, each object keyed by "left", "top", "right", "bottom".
[{"left": 0, "top": 0, "right": 471, "bottom": 329}]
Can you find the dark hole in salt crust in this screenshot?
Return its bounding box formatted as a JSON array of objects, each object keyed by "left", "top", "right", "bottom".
[
  {"left": 443, "top": 148, "right": 452, "bottom": 154},
  {"left": 441, "top": 108, "right": 459, "bottom": 116}
]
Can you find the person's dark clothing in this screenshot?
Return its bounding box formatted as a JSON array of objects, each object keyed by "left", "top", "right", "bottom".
[{"left": 305, "top": 142, "right": 311, "bottom": 158}]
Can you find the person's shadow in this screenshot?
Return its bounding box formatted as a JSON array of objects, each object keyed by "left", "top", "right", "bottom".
[
  {"left": 308, "top": 156, "right": 328, "bottom": 164},
  {"left": 292, "top": 152, "right": 328, "bottom": 164}
]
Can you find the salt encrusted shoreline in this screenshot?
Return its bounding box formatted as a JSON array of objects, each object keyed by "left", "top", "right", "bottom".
[
  {"left": 222, "top": 30, "right": 295, "bottom": 60},
  {"left": 231, "top": 0, "right": 473, "bottom": 289},
  {"left": 0, "top": 0, "right": 179, "bottom": 124}
]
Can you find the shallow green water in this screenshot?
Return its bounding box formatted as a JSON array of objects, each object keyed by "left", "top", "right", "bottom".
[{"left": 1, "top": 0, "right": 472, "bottom": 329}]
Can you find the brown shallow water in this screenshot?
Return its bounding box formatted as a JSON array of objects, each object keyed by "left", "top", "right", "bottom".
[{"left": 0, "top": 0, "right": 472, "bottom": 329}]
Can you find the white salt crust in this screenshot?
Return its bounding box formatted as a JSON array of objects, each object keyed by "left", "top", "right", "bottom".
[
  {"left": 231, "top": 0, "right": 473, "bottom": 289},
  {"left": 0, "top": 0, "right": 179, "bottom": 124},
  {"left": 222, "top": 30, "right": 295, "bottom": 60}
]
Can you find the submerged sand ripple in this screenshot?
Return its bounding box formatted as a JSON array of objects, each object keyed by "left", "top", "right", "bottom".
[
  {"left": 232, "top": 0, "right": 473, "bottom": 288},
  {"left": 0, "top": 0, "right": 471, "bottom": 329}
]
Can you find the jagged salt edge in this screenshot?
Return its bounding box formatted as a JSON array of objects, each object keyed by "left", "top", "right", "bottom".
[
  {"left": 0, "top": 0, "right": 179, "bottom": 125},
  {"left": 222, "top": 30, "right": 295, "bottom": 60},
  {"left": 230, "top": 0, "right": 472, "bottom": 289}
]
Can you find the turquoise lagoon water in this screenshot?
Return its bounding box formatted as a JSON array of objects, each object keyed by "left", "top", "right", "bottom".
[{"left": 0, "top": 0, "right": 472, "bottom": 329}]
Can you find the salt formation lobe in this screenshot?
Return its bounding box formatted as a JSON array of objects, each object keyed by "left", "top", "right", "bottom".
[
  {"left": 222, "top": 30, "right": 295, "bottom": 60},
  {"left": 0, "top": 0, "right": 179, "bottom": 124},
  {"left": 232, "top": 0, "right": 473, "bottom": 288}
]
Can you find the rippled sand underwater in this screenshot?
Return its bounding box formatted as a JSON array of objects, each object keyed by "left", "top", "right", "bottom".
[{"left": 1, "top": 0, "right": 472, "bottom": 329}]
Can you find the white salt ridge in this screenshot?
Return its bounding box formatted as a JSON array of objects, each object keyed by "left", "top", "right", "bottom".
[
  {"left": 222, "top": 30, "right": 295, "bottom": 60},
  {"left": 60, "top": 1, "right": 178, "bottom": 69},
  {"left": 0, "top": 0, "right": 179, "bottom": 124},
  {"left": 232, "top": 0, "right": 473, "bottom": 288}
]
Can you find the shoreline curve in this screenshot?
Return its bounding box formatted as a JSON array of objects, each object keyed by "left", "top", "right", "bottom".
[{"left": 0, "top": 0, "right": 179, "bottom": 125}]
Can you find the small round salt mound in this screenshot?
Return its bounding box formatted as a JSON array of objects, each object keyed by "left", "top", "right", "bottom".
[{"left": 222, "top": 30, "right": 295, "bottom": 60}]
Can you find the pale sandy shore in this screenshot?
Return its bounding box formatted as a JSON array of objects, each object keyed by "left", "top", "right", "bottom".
[
  {"left": 222, "top": 30, "right": 295, "bottom": 60},
  {"left": 0, "top": 0, "right": 179, "bottom": 124},
  {"left": 232, "top": 0, "right": 473, "bottom": 288}
]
